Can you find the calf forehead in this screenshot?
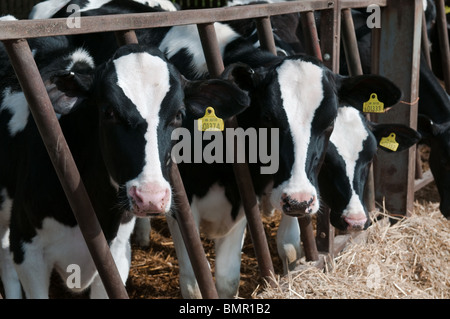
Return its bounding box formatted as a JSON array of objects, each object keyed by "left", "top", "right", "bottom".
[
  {"left": 276, "top": 59, "right": 325, "bottom": 124},
  {"left": 113, "top": 52, "right": 171, "bottom": 118},
  {"left": 330, "top": 107, "right": 369, "bottom": 162}
]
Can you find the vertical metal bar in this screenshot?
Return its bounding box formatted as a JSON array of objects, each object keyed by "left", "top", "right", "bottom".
[
  {"left": 372, "top": 0, "right": 422, "bottom": 217},
  {"left": 196, "top": 23, "right": 225, "bottom": 78},
  {"left": 421, "top": 12, "right": 432, "bottom": 69},
  {"left": 115, "top": 30, "right": 138, "bottom": 46},
  {"left": 197, "top": 23, "right": 276, "bottom": 286},
  {"left": 301, "top": 11, "right": 323, "bottom": 61},
  {"left": 315, "top": 4, "right": 340, "bottom": 254},
  {"left": 169, "top": 163, "right": 219, "bottom": 299},
  {"left": 435, "top": 0, "right": 450, "bottom": 93},
  {"left": 2, "top": 38, "right": 128, "bottom": 299},
  {"left": 255, "top": 17, "right": 277, "bottom": 55},
  {"left": 115, "top": 29, "right": 218, "bottom": 299},
  {"left": 341, "top": 8, "right": 363, "bottom": 76}
]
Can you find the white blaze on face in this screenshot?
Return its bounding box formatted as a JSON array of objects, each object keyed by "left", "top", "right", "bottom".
[
  {"left": 330, "top": 106, "right": 368, "bottom": 219},
  {"left": 113, "top": 52, "right": 172, "bottom": 209},
  {"left": 271, "top": 59, "right": 324, "bottom": 214}
]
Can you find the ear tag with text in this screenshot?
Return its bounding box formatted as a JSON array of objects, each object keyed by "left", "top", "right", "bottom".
[
  {"left": 363, "top": 93, "right": 384, "bottom": 113},
  {"left": 197, "top": 106, "right": 224, "bottom": 131},
  {"left": 379, "top": 133, "right": 399, "bottom": 152}
]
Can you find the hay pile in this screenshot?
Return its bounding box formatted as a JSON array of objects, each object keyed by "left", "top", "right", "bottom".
[{"left": 257, "top": 201, "right": 450, "bottom": 299}]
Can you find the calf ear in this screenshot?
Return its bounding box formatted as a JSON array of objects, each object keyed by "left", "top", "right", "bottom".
[
  {"left": 417, "top": 114, "right": 444, "bottom": 137},
  {"left": 369, "top": 122, "right": 422, "bottom": 152},
  {"left": 183, "top": 75, "right": 251, "bottom": 119},
  {"left": 337, "top": 74, "right": 402, "bottom": 112},
  {"left": 47, "top": 70, "right": 93, "bottom": 115}
]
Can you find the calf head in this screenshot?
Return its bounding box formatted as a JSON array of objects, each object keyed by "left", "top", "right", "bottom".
[
  {"left": 228, "top": 55, "right": 402, "bottom": 217},
  {"left": 321, "top": 107, "right": 421, "bottom": 231},
  {"left": 52, "top": 44, "right": 249, "bottom": 217}
]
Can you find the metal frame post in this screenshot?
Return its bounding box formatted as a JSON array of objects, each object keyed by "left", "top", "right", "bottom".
[
  {"left": 435, "top": 0, "right": 450, "bottom": 93},
  {"left": 315, "top": 3, "right": 341, "bottom": 254},
  {"left": 372, "top": 0, "right": 422, "bottom": 217}
]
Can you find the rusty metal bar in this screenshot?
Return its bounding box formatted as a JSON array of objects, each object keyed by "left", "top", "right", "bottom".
[
  {"left": 255, "top": 17, "right": 277, "bottom": 55},
  {"left": 300, "top": 11, "right": 323, "bottom": 60},
  {"left": 421, "top": 12, "right": 432, "bottom": 69},
  {"left": 2, "top": 38, "right": 128, "bottom": 299},
  {"left": 299, "top": 216, "right": 319, "bottom": 261},
  {"left": 169, "top": 163, "right": 219, "bottom": 299},
  {"left": 340, "top": 0, "right": 387, "bottom": 8},
  {"left": 315, "top": 4, "right": 341, "bottom": 254},
  {"left": 435, "top": 0, "right": 450, "bottom": 93},
  {"left": 0, "top": 1, "right": 338, "bottom": 41},
  {"left": 197, "top": 23, "right": 276, "bottom": 286},
  {"left": 115, "top": 29, "right": 219, "bottom": 299},
  {"left": 341, "top": 8, "right": 363, "bottom": 76},
  {"left": 196, "top": 23, "right": 225, "bottom": 78},
  {"left": 372, "top": 0, "right": 422, "bottom": 217},
  {"left": 115, "top": 29, "right": 138, "bottom": 46}
]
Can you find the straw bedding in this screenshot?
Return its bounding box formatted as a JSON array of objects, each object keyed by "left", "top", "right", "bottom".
[{"left": 256, "top": 201, "right": 450, "bottom": 299}]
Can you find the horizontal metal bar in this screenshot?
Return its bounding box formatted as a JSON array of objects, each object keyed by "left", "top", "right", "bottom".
[
  {"left": 340, "top": 0, "right": 387, "bottom": 9},
  {"left": 0, "top": 1, "right": 337, "bottom": 40}
]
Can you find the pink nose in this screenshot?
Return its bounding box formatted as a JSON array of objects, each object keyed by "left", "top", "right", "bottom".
[
  {"left": 129, "top": 184, "right": 170, "bottom": 217},
  {"left": 281, "top": 192, "right": 316, "bottom": 216},
  {"left": 344, "top": 214, "right": 368, "bottom": 230}
]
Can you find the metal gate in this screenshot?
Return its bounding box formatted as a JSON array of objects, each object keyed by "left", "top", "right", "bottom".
[{"left": 1, "top": 0, "right": 447, "bottom": 299}]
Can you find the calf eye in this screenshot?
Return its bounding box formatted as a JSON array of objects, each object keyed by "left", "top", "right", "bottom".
[
  {"left": 103, "top": 107, "right": 117, "bottom": 121},
  {"left": 171, "top": 109, "right": 185, "bottom": 126}
]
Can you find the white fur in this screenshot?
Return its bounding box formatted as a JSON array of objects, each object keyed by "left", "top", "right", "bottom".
[
  {"left": 113, "top": 52, "right": 172, "bottom": 211},
  {"left": 0, "top": 15, "right": 18, "bottom": 21},
  {"left": 0, "top": 189, "right": 22, "bottom": 298},
  {"left": 1, "top": 88, "right": 30, "bottom": 136},
  {"left": 330, "top": 106, "right": 368, "bottom": 219},
  {"left": 65, "top": 48, "right": 95, "bottom": 71},
  {"left": 270, "top": 60, "right": 324, "bottom": 214},
  {"left": 159, "top": 23, "right": 240, "bottom": 79},
  {"left": 168, "top": 183, "right": 247, "bottom": 298},
  {"left": 15, "top": 216, "right": 135, "bottom": 298},
  {"left": 29, "top": 0, "right": 71, "bottom": 19}
]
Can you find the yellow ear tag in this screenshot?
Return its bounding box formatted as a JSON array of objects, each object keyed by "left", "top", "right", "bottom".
[
  {"left": 445, "top": 6, "right": 450, "bottom": 14},
  {"left": 379, "top": 133, "right": 399, "bottom": 152},
  {"left": 197, "top": 107, "right": 224, "bottom": 132},
  {"left": 363, "top": 93, "right": 385, "bottom": 113}
]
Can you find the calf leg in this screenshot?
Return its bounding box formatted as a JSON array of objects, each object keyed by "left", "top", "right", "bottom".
[
  {"left": 0, "top": 226, "right": 22, "bottom": 298},
  {"left": 166, "top": 213, "right": 202, "bottom": 299},
  {"left": 89, "top": 219, "right": 135, "bottom": 299},
  {"left": 214, "top": 215, "right": 247, "bottom": 299},
  {"left": 0, "top": 192, "right": 22, "bottom": 298},
  {"left": 14, "top": 241, "right": 51, "bottom": 299},
  {"left": 277, "top": 214, "right": 303, "bottom": 274}
]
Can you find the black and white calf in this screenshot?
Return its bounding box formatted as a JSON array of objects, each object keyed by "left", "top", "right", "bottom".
[{"left": 0, "top": 33, "right": 248, "bottom": 298}]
